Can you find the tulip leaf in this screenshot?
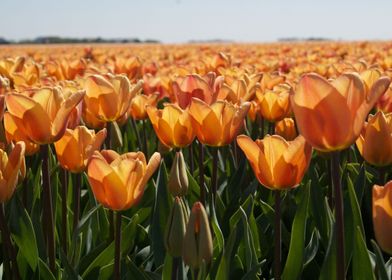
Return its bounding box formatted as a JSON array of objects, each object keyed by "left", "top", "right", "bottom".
[
  {"left": 211, "top": 203, "right": 224, "bottom": 251},
  {"left": 38, "top": 258, "right": 56, "bottom": 280},
  {"left": 319, "top": 224, "right": 336, "bottom": 280},
  {"left": 304, "top": 229, "right": 320, "bottom": 266},
  {"left": 150, "top": 161, "right": 172, "bottom": 267},
  {"left": 282, "top": 182, "right": 310, "bottom": 280},
  {"left": 371, "top": 240, "right": 389, "bottom": 280},
  {"left": 352, "top": 226, "right": 375, "bottom": 280},
  {"left": 9, "top": 197, "right": 39, "bottom": 271}
]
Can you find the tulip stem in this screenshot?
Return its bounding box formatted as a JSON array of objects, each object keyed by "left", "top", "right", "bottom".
[
  {"left": 60, "top": 168, "right": 68, "bottom": 255},
  {"left": 142, "top": 119, "right": 149, "bottom": 159},
  {"left": 189, "top": 144, "right": 194, "bottom": 175},
  {"left": 379, "top": 166, "right": 387, "bottom": 185},
  {"left": 259, "top": 115, "right": 264, "bottom": 137},
  {"left": 41, "top": 144, "right": 56, "bottom": 273},
  {"left": 171, "top": 257, "right": 180, "bottom": 280},
  {"left": 130, "top": 118, "right": 142, "bottom": 152},
  {"left": 331, "top": 151, "right": 345, "bottom": 280},
  {"left": 198, "top": 142, "right": 206, "bottom": 206},
  {"left": 73, "top": 173, "right": 81, "bottom": 234},
  {"left": 268, "top": 122, "right": 275, "bottom": 135},
  {"left": 0, "top": 203, "right": 20, "bottom": 280},
  {"left": 211, "top": 147, "right": 219, "bottom": 205},
  {"left": 114, "top": 211, "right": 122, "bottom": 280},
  {"left": 105, "top": 122, "right": 112, "bottom": 149},
  {"left": 274, "top": 190, "right": 281, "bottom": 280}
]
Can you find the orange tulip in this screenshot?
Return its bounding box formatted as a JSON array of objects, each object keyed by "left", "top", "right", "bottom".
[
  {"left": 0, "top": 142, "right": 25, "bottom": 203},
  {"left": 291, "top": 73, "right": 391, "bottom": 152},
  {"left": 0, "top": 76, "right": 10, "bottom": 95},
  {"left": 189, "top": 98, "right": 250, "bottom": 147},
  {"left": 256, "top": 84, "right": 291, "bottom": 122},
  {"left": 54, "top": 126, "right": 107, "bottom": 173},
  {"left": 373, "top": 181, "right": 392, "bottom": 254},
  {"left": 84, "top": 74, "right": 143, "bottom": 122},
  {"left": 237, "top": 135, "right": 312, "bottom": 189},
  {"left": 146, "top": 104, "right": 195, "bottom": 148},
  {"left": 87, "top": 150, "right": 161, "bottom": 211},
  {"left": 377, "top": 86, "right": 392, "bottom": 113},
  {"left": 5, "top": 87, "right": 85, "bottom": 145},
  {"left": 356, "top": 111, "right": 392, "bottom": 166},
  {"left": 129, "top": 93, "right": 159, "bottom": 120},
  {"left": 3, "top": 112, "right": 39, "bottom": 155},
  {"left": 172, "top": 73, "right": 223, "bottom": 109},
  {"left": 275, "top": 118, "right": 297, "bottom": 141}
]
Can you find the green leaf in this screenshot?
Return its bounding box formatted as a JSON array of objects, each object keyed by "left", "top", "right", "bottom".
[
  {"left": 211, "top": 203, "right": 224, "bottom": 251},
  {"left": 161, "top": 254, "right": 173, "bottom": 280},
  {"left": 304, "top": 229, "right": 319, "bottom": 266},
  {"left": 352, "top": 227, "right": 374, "bottom": 280},
  {"left": 371, "top": 240, "right": 389, "bottom": 280},
  {"left": 282, "top": 182, "right": 310, "bottom": 280},
  {"left": 150, "top": 160, "right": 172, "bottom": 267},
  {"left": 9, "top": 197, "right": 39, "bottom": 271},
  {"left": 38, "top": 258, "right": 56, "bottom": 280},
  {"left": 319, "top": 223, "right": 336, "bottom": 280}
]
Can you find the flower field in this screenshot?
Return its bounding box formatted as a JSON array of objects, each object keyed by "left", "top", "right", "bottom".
[{"left": 0, "top": 41, "right": 392, "bottom": 279}]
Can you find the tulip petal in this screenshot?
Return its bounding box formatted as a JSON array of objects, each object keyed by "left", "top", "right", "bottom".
[{"left": 134, "top": 152, "right": 161, "bottom": 201}]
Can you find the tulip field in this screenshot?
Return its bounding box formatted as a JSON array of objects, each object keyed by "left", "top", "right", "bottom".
[{"left": 1, "top": 41, "right": 392, "bottom": 280}]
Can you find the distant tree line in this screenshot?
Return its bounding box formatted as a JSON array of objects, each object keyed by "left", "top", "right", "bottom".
[{"left": 0, "top": 36, "right": 160, "bottom": 44}]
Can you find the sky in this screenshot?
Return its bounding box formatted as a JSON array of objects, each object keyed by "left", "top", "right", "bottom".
[{"left": 1, "top": 0, "right": 391, "bottom": 43}]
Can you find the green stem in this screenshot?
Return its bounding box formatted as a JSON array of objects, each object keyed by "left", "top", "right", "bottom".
[
  {"left": 41, "top": 144, "right": 56, "bottom": 273},
  {"left": 171, "top": 257, "right": 180, "bottom": 280},
  {"left": 60, "top": 168, "right": 68, "bottom": 255},
  {"left": 73, "top": 173, "right": 81, "bottom": 234},
  {"left": 274, "top": 190, "right": 281, "bottom": 280},
  {"left": 211, "top": 147, "right": 219, "bottom": 205},
  {"left": 130, "top": 118, "right": 142, "bottom": 152},
  {"left": 331, "top": 151, "right": 345, "bottom": 280},
  {"left": 114, "top": 212, "right": 122, "bottom": 280},
  {"left": 198, "top": 142, "right": 205, "bottom": 206},
  {"left": 0, "top": 203, "right": 20, "bottom": 280},
  {"left": 142, "top": 119, "right": 149, "bottom": 159}
]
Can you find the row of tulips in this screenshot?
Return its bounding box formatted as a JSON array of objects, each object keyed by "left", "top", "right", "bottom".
[{"left": 0, "top": 43, "right": 392, "bottom": 279}]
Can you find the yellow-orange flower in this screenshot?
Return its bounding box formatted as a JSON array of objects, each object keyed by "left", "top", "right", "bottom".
[
  {"left": 189, "top": 98, "right": 250, "bottom": 147},
  {"left": 356, "top": 112, "right": 392, "bottom": 166},
  {"left": 54, "top": 126, "right": 107, "bottom": 173},
  {"left": 275, "top": 118, "right": 297, "bottom": 141},
  {"left": 373, "top": 181, "right": 392, "bottom": 254},
  {"left": 291, "top": 73, "right": 391, "bottom": 152},
  {"left": 256, "top": 84, "right": 291, "bottom": 122},
  {"left": 5, "top": 87, "right": 85, "bottom": 145},
  {"left": 147, "top": 104, "right": 195, "bottom": 148},
  {"left": 0, "top": 142, "right": 25, "bottom": 203},
  {"left": 237, "top": 135, "right": 312, "bottom": 189},
  {"left": 87, "top": 150, "right": 161, "bottom": 211},
  {"left": 84, "top": 74, "right": 142, "bottom": 122},
  {"left": 129, "top": 93, "right": 159, "bottom": 120}
]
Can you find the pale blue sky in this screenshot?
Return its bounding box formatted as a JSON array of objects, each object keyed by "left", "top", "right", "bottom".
[{"left": 1, "top": 0, "right": 391, "bottom": 43}]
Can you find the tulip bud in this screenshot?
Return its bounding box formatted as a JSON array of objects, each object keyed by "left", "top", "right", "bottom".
[
  {"left": 168, "top": 151, "right": 189, "bottom": 196},
  {"left": 275, "top": 118, "right": 297, "bottom": 141},
  {"left": 164, "top": 197, "right": 188, "bottom": 257},
  {"left": 183, "top": 202, "right": 213, "bottom": 269}
]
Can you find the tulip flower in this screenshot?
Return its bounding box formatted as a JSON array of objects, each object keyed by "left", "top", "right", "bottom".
[
  {"left": 275, "top": 118, "right": 297, "bottom": 141},
  {"left": 256, "top": 84, "right": 291, "bottom": 122},
  {"left": 189, "top": 98, "right": 250, "bottom": 147},
  {"left": 183, "top": 202, "right": 213, "bottom": 269},
  {"left": 356, "top": 112, "right": 392, "bottom": 166},
  {"left": 54, "top": 126, "right": 107, "bottom": 173},
  {"left": 87, "top": 150, "right": 161, "bottom": 211},
  {"left": 172, "top": 73, "right": 223, "bottom": 109},
  {"left": 3, "top": 112, "right": 39, "bottom": 155},
  {"left": 146, "top": 104, "right": 195, "bottom": 148},
  {"left": 373, "top": 181, "right": 392, "bottom": 254},
  {"left": 84, "top": 74, "right": 143, "bottom": 122},
  {"left": 237, "top": 134, "right": 312, "bottom": 189},
  {"left": 5, "top": 87, "right": 85, "bottom": 145},
  {"left": 291, "top": 73, "right": 391, "bottom": 152},
  {"left": 377, "top": 86, "right": 392, "bottom": 113},
  {"left": 129, "top": 93, "right": 159, "bottom": 120},
  {"left": 0, "top": 142, "right": 25, "bottom": 203}
]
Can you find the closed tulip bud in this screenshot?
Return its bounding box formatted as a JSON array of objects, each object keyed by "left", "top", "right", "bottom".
[
  {"left": 183, "top": 202, "right": 213, "bottom": 269},
  {"left": 87, "top": 150, "right": 161, "bottom": 211},
  {"left": 237, "top": 134, "right": 312, "bottom": 190},
  {"left": 373, "top": 181, "right": 392, "bottom": 254},
  {"left": 275, "top": 118, "right": 297, "bottom": 141},
  {"left": 165, "top": 197, "right": 189, "bottom": 257},
  {"left": 168, "top": 151, "right": 189, "bottom": 196},
  {"left": 0, "top": 142, "right": 25, "bottom": 203},
  {"left": 5, "top": 87, "right": 85, "bottom": 145},
  {"left": 54, "top": 126, "right": 106, "bottom": 173},
  {"left": 291, "top": 73, "right": 391, "bottom": 152}
]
